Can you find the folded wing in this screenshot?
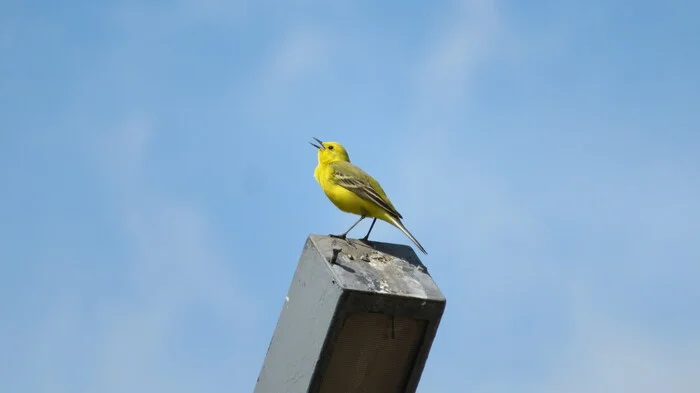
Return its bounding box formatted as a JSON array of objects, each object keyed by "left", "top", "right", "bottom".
[{"left": 330, "top": 161, "right": 403, "bottom": 219}]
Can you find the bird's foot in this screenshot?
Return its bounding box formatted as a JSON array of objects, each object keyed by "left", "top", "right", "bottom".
[
  {"left": 329, "top": 233, "right": 354, "bottom": 248},
  {"left": 359, "top": 237, "right": 375, "bottom": 249}
]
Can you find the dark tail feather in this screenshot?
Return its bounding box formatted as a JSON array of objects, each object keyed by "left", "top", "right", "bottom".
[{"left": 387, "top": 216, "right": 428, "bottom": 255}]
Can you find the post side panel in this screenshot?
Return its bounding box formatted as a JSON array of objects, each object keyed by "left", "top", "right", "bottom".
[{"left": 254, "top": 239, "right": 343, "bottom": 393}]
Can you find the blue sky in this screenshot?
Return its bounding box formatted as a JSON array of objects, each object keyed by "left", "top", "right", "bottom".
[{"left": 1, "top": 0, "right": 699, "bottom": 392}]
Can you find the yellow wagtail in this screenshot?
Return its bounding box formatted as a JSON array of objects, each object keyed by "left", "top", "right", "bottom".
[{"left": 310, "top": 137, "right": 427, "bottom": 254}]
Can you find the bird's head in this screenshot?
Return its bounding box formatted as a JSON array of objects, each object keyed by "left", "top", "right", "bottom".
[{"left": 310, "top": 137, "right": 350, "bottom": 164}]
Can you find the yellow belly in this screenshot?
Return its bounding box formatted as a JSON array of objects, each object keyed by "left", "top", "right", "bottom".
[{"left": 324, "top": 183, "right": 374, "bottom": 216}]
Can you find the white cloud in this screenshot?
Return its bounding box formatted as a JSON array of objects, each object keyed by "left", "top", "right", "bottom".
[
  {"left": 112, "top": 0, "right": 246, "bottom": 38},
  {"left": 539, "top": 308, "right": 700, "bottom": 393},
  {"left": 243, "top": 26, "right": 332, "bottom": 117},
  {"left": 267, "top": 29, "right": 331, "bottom": 82},
  {"left": 392, "top": 0, "right": 545, "bottom": 292},
  {"left": 393, "top": 2, "right": 700, "bottom": 392},
  {"left": 9, "top": 1, "right": 697, "bottom": 392},
  {"left": 430, "top": 312, "right": 700, "bottom": 393},
  {"left": 26, "top": 118, "right": 262, "bottom": 393},
  {"left": 413, "top": 0, "right": 507, "bottom": 106}
]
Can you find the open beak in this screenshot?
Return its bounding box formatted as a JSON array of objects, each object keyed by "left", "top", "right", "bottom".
[{"left": 309, "top": 137, "right": 324, "bottom": 150}]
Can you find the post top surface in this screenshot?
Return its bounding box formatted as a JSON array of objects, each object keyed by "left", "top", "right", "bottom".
[{"left": 307, "top": 235, "right": 446, "bottom": 302}]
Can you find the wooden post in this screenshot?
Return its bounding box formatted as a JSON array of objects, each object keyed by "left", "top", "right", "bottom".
[{"left": 254, "top": 235, "right": 446, "bottom": 393}]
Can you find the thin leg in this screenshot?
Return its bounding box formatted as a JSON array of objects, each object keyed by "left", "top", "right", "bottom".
[
  {"left": 360, "top": 218, "right": 377, "bottom": 242},
  {"left": 330, "top": 216, "right": 365, "bottom": 240}
]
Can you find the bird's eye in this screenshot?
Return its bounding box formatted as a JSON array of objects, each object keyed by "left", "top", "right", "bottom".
[{"left": 328, "top": 145, "right": 334, "bottom": 150}]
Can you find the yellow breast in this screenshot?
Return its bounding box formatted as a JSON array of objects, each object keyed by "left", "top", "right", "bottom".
[{"left": 315, "top": 164, "right": 373, "bottom": 216}]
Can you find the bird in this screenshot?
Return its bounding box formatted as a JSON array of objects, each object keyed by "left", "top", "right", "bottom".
[{"left": 310, "top": 137, "right": 427, "bottom": 254}]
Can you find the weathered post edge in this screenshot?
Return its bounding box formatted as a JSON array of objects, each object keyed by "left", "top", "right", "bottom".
[{"left": 254, "top": 234, "right": 446, "bottom": 393}]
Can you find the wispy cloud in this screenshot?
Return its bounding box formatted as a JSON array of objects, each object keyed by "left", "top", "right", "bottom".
[
  {"left": 387, "top": 1, "right": 700, "bottom": 392},
  {"left": 111, "top": 0, "right": 247, "bottom": 37},
  {"left": 266, "top": 29, "right": 331, "bottom": 83},
  {"left": 22, "top": 118, "right": 263, "bottom": 393},
  {"left": 3, "top": 1, "right": 698, "bottom": 392},
  {"left": 417, "top": 0, "right": 503, "bottom": 92},
  {"left": 243, "top": 26, "right": 333, "bottom": 120},
  {"left": 539, "top": 308, "right": 700, "bottom": 393}
]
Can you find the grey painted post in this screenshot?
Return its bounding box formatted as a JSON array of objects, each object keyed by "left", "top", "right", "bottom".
[{"left": 254, "top": 235, "right": 446, "bottom": 393}]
